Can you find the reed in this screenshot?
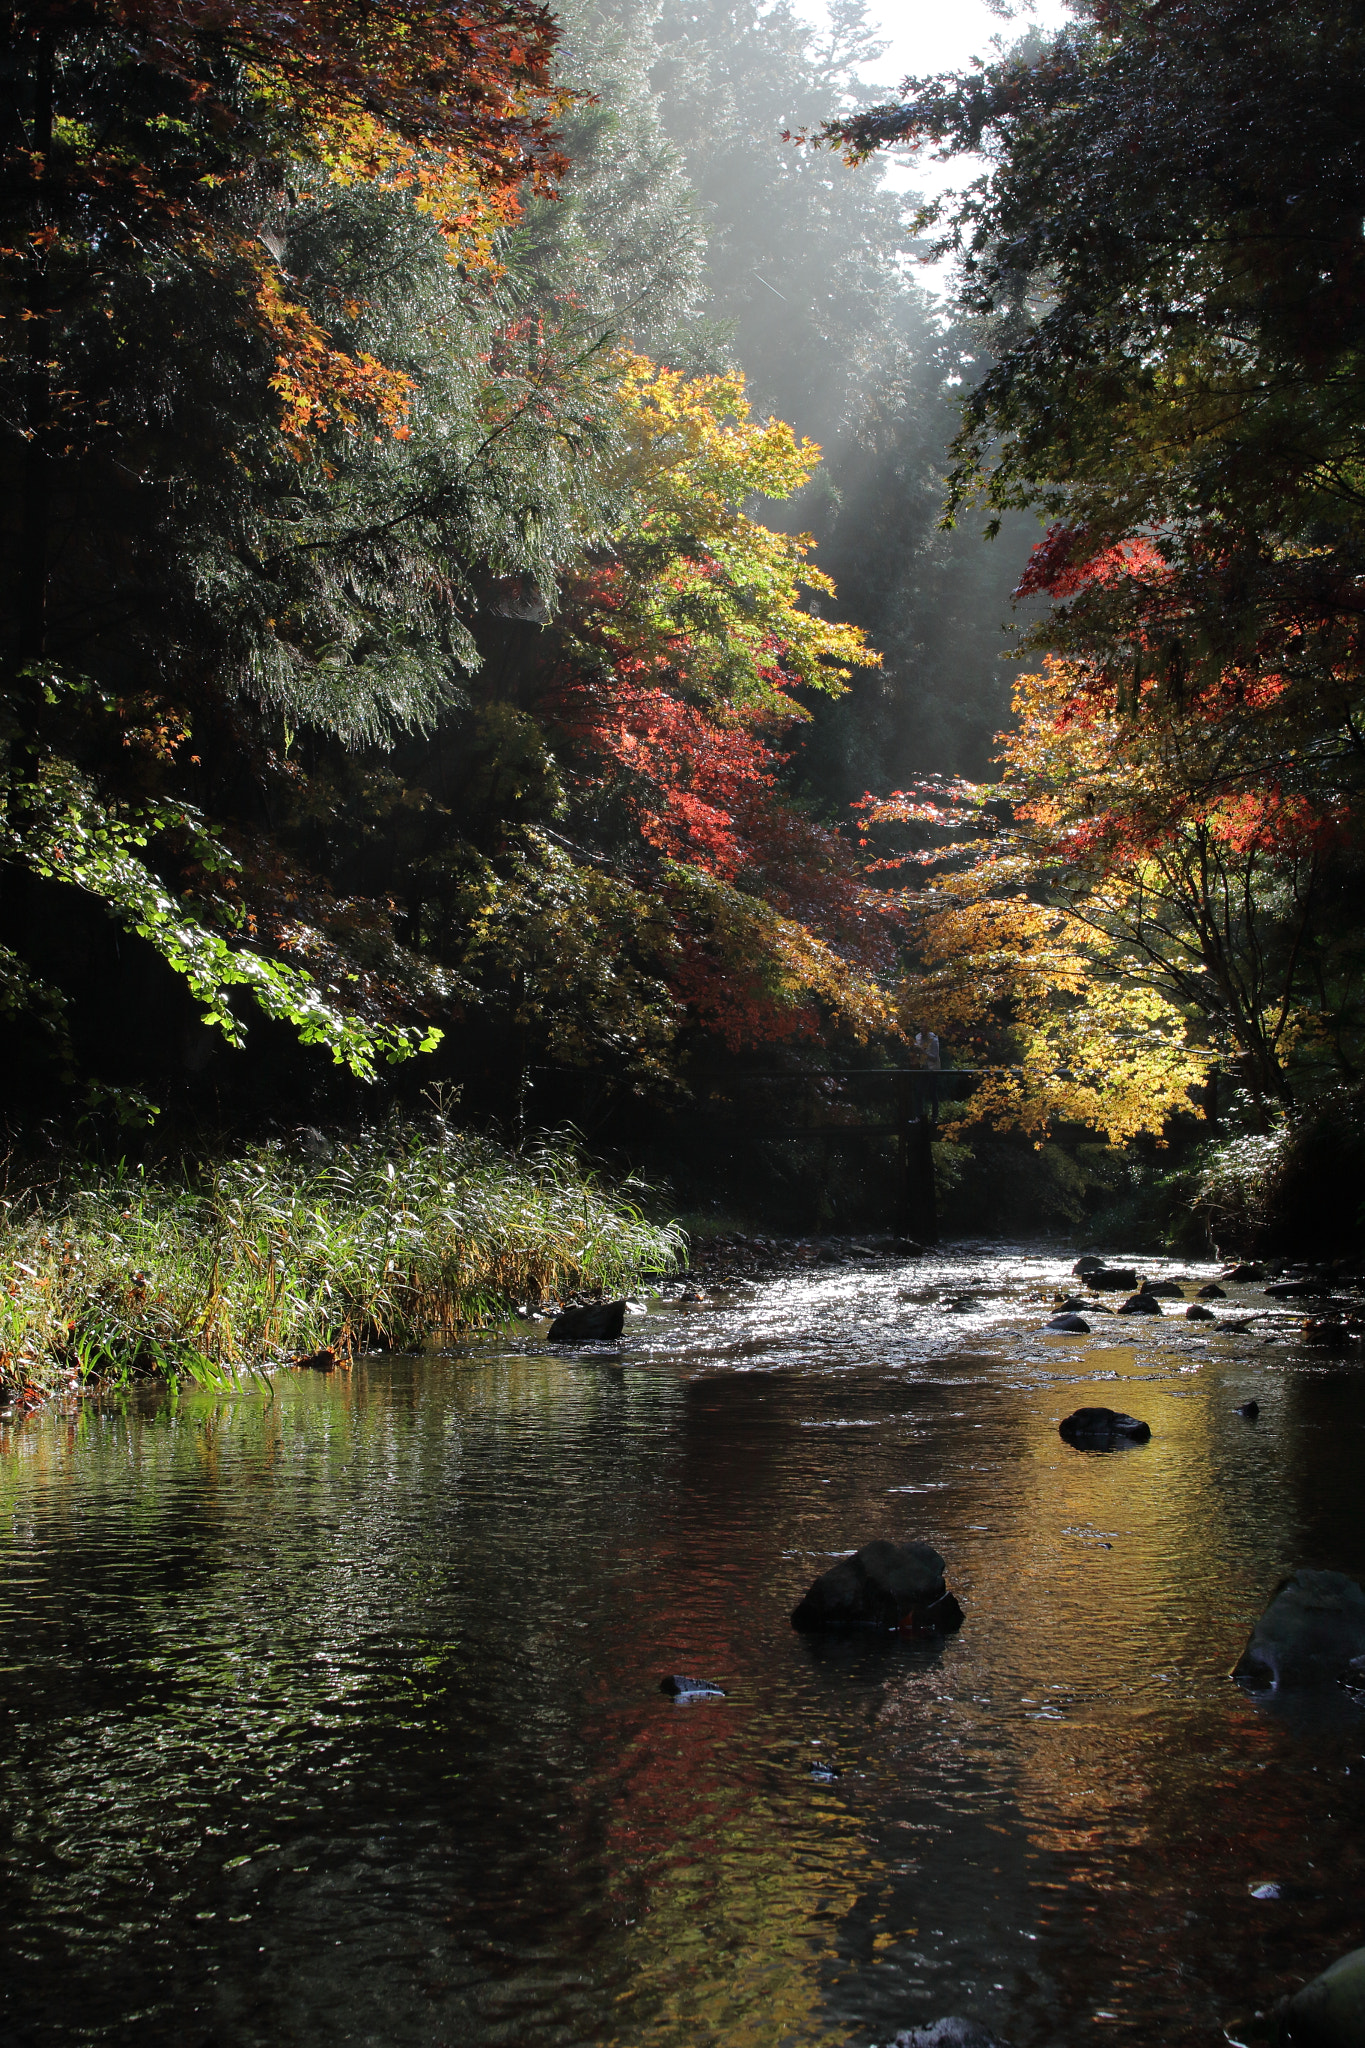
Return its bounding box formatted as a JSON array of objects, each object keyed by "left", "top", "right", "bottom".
[{"left": 0, "top": 1121, "right": 685, "bottom": 1393}]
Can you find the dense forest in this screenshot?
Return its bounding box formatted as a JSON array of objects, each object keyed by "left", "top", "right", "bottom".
[{"left": 3, "top": 0, "right": 1365, "bottom": 1387}]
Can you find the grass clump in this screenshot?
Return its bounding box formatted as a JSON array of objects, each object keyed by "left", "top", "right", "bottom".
[{"left": 0, "top": 1119, "right": 685, "bottom": 1395}]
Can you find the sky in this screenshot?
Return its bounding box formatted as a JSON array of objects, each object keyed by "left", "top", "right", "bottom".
[
  {"left": 865, "top": 0, "right": 1068, "bottom": 83},
  {"left": 834, "top": 0, "right": 1073, "bottom": 293}
]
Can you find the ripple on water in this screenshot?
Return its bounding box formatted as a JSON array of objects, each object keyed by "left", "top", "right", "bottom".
[{"left": 0, "top": 1240, "right": 1362, "bottom": 2048}]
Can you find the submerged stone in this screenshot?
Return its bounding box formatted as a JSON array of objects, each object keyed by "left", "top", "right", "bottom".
[
  {"left": 791, "top": 1539, "right": 960, "bottom": 1633},
  {"left": 1059, "top": 1407, "right": 1151, "bottom": 1446},
  {"left": 890, "top": 2022, "right": 1012, "bottom": 2048},
  {"left": 1232, "top": 1570, "right": 1365, "bottom": 1689},
  {"left": 548, "top": 1300, "right": 626, "bottom": 1341},
  {"left": 1117, "top": 1291, "right": 1162, "bottom": 1315},
  {"left": 660, "top": 1674, "right": 725, "bottom": 1700},
  {"left": 1277, "top": 1943, "right": 1365, "bottom": 2046},
  {"left": 1046, "top": 1312, "right": 1091, "bottom": 1332}
]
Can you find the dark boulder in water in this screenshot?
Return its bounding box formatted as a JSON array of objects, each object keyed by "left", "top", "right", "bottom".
[
  {"left": 791, "top": 1539, "right": 962, "bottom": 1634},
  {"left": 1059, "top": 1407, "right": 1151, "bottom": 1446},
  {"left": 548, "top": 1299, "right": 627, "bottom": 1341},
  {"left": 1117, "top": 1291, "right": 1162, "bottom": 1315},
  {"left": 1046, "top": 1312, "right": 1091, "bottom": 1332},
  {"left": 1197, "top": 1282, "right": 1227, "bottom": 1298},
  {"left": 1186, "top": 1302, "right": 1216, "bottom": 1321},
  {"left": 1276, "top": 1944, "right": 1365, "bottom": 2046},
  {"left": 1223, "top": 1262, "right": 1266, "bottom": 1282},
  {"left": 1141, "top": 1278, "right": 1186, "bottom": 1299},
  {"left": 1090, "top": 1267, "right": 1139, "bottom": 1292},
  {"left": 1072, "top": 1255, "right": 1105, "bottom": 1277},
  {"left": 1232, "top": 1570, "right": 1365, "bottom": 1689},
  {"left": 295, "top": 1347, "right": 338, "bottom": 1372},
  {"left": 1236, "top": 1399, "right": 1260, "bottom": 1419}
]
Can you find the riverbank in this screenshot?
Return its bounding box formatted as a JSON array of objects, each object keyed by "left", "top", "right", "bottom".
[{"left": 0, "top": 1120, "right": 684, "bottom": 1399}]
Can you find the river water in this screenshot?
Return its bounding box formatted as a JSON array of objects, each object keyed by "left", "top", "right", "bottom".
[{"left": 2, "top": 1243, "right": 1363, "bottom": 2048}]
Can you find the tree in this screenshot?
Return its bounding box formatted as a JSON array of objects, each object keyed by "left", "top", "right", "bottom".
[
  {"left": 0, "top": 0, "right": 605, "bottom": 1095},
  {"left": 819, "top": 0, "right": 1365, "bottom": 732}
]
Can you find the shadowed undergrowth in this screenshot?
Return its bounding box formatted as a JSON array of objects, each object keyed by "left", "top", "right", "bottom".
[{"left": 0, "top": 1121, "right": 685, "bottom": 1394}]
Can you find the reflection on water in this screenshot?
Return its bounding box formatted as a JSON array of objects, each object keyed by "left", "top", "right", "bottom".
[{"left": 1, "top": 1244, "right": 1363, "bottom": 2047}]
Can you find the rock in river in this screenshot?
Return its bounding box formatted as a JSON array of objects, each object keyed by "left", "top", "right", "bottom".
[
  {"left": 1141, "top": 1278, "right": 1186, "bottom": 1299},
  {"left": 889, "top": 2022, "right": 1012, "bottom": 2048},
  {"left": 1117, "top": 1291, "right": 1162, "bottom": 1315},
  {"left": 1089, "top": 1266, "right": 1139, "bottom": 1292},
  {"left": 1059, "top": 1407, "right": 1151, "bottom": 1446},
  {"left": 660, "top": 1674, "right": 725, "bottom": 1700},
  {"left": 1232, "top": 1569, "right": 1365, "bottom": 1689},
  {"left": 1276, "top": 1944, "right": 1365, "bottom": 2046},
  {"left": 1046, "top": 1312, "right": 1091, "bottom": 1332},
  {"left": 548, "top": 1299, "right": 627, "bottom": 1341},
  {"left": 791, "top": 1540, "right": 964, "bottom": 1635},
  {"left": 1186, "top": 1302, "right": 1216, "bottom": 1321},
  {"left": 1197, "top": 1282, "right": 1227, "bottom": 1298}
]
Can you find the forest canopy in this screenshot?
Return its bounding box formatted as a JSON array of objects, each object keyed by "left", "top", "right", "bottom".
[{"left": 7, "top": 0, "right": 1364, "bottom": 1229}]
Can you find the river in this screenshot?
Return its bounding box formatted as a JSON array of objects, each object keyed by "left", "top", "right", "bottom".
[{"left": 1, "top": 1242, "right": 1362, "bottom": 2048}]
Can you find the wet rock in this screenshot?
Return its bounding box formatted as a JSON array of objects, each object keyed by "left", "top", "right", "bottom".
[
  {"left": 295, "top": 1347, "right": 338, "bottom": 1372},
  {"left": 1141, "top": 1278, "right": 1186, "bottom": 1299},
  {"left": 900, "top": 1589, "right": 965, "bottom": 1637},
  {"left": 1233, "top": 1569, "right": 1365, "bottom": 1689},
  {"left": 1197, "top": 1283, "right": 1227, "bottom": 1298},
  {"left": 889, "top": 2022, "right": 1012, "bottom": 2048},
  {"left": 1303, "top": 1318, "right": 1358, "bottom": 1349},
  {"left": 1073, "top": 1255, "right": 1106, "bottom": 1277},
  {"left": 1046, "top": 1312, "right": 1091, "bottom": 1332},
  {"left": 1236, "top": 1399, "right": 1260, "bottom": 1418},
  {"left": 1117, "top": 1291, "right": 1162, "bottom": 1315},
  {"left": 1224, "top": 1262, "right": 1266, "bottom": 1281},
  {"left": 1059, "top": 1406, "right": 1151, "bottom": 1446},
  {"left": 1186, "top": 1302, "right": 1216, "bottom": 1321},
  {"left": 660, "top": 1674, "right": 725, "bottom": 1700},
  {"left": 548, "top": 1300, "right": 627, "bottom": 1341},
  {"left": 1276, "top": 1943, "right": 1365, "bottom": 2046},
  {"left": 809, "top": 1760, "right": 840, "bottom": 1782},
  {"left": 791, "top": 1540, "right": 959, "bottom": 1634},
  {"left": 1268, "top": 1279, "right": 1334, "bottom": 1299},
  {"left": 1089, "top": 1266, "right": 1139, "bottom": 1291}
]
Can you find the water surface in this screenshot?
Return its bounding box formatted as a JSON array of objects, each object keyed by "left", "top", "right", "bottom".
[{"left": 2, "top": 1244, "right": 1363, "bottom": 2047}]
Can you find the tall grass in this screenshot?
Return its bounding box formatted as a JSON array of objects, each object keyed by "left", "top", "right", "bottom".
[{"left": 0, "top": 1121, "right": 685, "bottom": 1393}]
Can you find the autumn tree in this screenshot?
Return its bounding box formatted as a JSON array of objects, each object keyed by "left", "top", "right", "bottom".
[
  {"left": 0, "top": 0, "right": 599, "bottom": 1094},
  {"left": 821, "top": 0, "right": 1365, "bottom": 1146}
]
